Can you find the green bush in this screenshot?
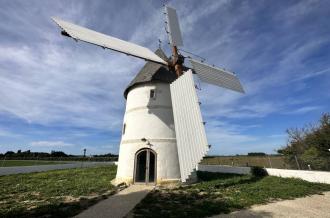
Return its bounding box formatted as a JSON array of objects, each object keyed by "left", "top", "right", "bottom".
[
  {"left": 250, "top": 166, "right": 268, "bottom": 177},
  {"left": 278, "top": 113, "right": 330, "bottom": 171}
]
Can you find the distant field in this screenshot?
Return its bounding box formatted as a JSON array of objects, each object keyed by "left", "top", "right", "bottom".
[
  {"left": 0, "top": 160, "right": 70, "bottom": 167},
  {"left": 0, "top": 165, "right": 117, "bottom": 218},
  {"left": 201, "top": 155, "right": 290, "bottom": 169}
]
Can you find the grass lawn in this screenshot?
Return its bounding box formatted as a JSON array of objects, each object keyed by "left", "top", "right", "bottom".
[
  {"left": 133, "top": 172, "right": 330, "bottom": 218},
  {"left": 0, "top": 160, "right": 70, "bottom": 167},
  {"left": 0, "top": 165, "right": 117, "bottom": 218}
]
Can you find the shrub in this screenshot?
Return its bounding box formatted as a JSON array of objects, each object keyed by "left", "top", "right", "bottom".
[
  {"left": 278, "top": 113, "right": 330, "bottom": 171},
  {"left": 197, "top": 171, "right": 243, "bottom": 181},
  {"left": 247, "top": 152, "right": 266, "bottom": 156},
  {"left": 250, "top": 166, "right": 268, "bottom": 177}
]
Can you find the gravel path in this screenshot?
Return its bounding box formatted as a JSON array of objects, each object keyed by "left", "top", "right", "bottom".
[
  {"left": 0, "top": 162, "right": 114, "bottom": 176},
  {"left": 75, "top": 185, "right": 153, "bottom": 218},
  {"left": 212, "top": 192, "right": 330, "bottom": 218}
]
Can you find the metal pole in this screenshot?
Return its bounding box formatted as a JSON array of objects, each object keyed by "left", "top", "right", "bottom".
[
  {"left": 268, "top": 156, "right": 273, "bottom": 168},
  {"left": 34, "top": 154, "right": 39, "bottom": 166},
  {"left": 80, "top": 149, "right": 83, "bottom": 168},
  {"left": 1, "top": 155, "right": 6, "bottom": 167},
  {"left": 294, "top": 155, "right": 301, "bottom": 170}
]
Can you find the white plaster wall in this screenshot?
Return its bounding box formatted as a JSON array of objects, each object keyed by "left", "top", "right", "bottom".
[
  {"left": 115, "top": 82, "right": 180, "bottom": 184},
  {"left": 198, "top": 164, "right": 330, "bottom": 184},
  {"left": 125, "top": 83, "right": 173, "bottom": 111},
  {"left": 266, "top": 168, "right": 330, "bottom": 184},
  {"left": 116, "top": 142, "right": 180, "bottom": 181}
]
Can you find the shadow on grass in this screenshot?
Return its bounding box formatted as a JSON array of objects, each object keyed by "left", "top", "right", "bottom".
[
  {"left": 196, "top": 171, "right": 264, "bottom": 188},
  {"left": 212, "top": 209, "right": 274, "bottom": 218},
  {"left": 134, "top": 190, "right": 245, "bottom": 218},
  {"left": 133, "top": 172, "right": 270, "bottom": 218},
  {"left": 132, "top": 171, "right": 330, "bottom": 218},
  {"left": 197, "top": 171, "right": 245, "bottom": 181}
]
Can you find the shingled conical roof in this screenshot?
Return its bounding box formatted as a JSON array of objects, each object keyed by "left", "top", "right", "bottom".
[{"left": 124, "top": 49, "right": 177, "bottom": 98}]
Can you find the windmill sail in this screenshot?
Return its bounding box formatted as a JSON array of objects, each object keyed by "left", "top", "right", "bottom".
[
  {"left": 190, "top": 59, "right": 245, "bottom": 93},
  {"left": 51, "top": 17, "right": 168, "bottom": 65},
  {"left": 165, "top": 6, "right": 183, "bottom": 47},
  {"left": 170, "top": 70, "right": 209, "bottom": 182}
]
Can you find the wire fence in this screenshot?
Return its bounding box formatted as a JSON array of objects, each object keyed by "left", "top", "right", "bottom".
[{"left": 201, "top": 155, "right": 330, "bottom": 172}]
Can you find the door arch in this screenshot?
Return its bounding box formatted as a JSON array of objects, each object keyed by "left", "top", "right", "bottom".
[{"left": 134, "top": 148, "right": 157, "bottom": 184}]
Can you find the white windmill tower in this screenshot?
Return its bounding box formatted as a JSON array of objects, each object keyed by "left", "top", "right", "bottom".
[{"left": 52, "top": 5, "right": 244, "bottom": 185}]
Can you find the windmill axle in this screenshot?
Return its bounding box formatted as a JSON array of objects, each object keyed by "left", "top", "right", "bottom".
[
  {"left": 61, "top": 30, "right": 70, "bottom": 37},
  {"left": 172, "top": 46, "right": 184, "bottom": 77}
]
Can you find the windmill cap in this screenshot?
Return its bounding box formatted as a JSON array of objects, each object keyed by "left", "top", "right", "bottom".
[{"left": 123, "top": 49, "right": 176, "bottom": 98}]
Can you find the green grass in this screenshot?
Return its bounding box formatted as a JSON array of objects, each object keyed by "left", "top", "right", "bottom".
[
  {"left": 0, "top": 165, "right": 117, "bottom": 218},
  {"left": 0, "top": 160, "right": 70, "bottom": 167},
  {"left": 133, "top": 172, "right": 330, "bottom": 218}
]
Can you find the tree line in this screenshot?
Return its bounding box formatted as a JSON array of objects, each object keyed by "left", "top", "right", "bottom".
[{"left": 0, "top": 150, "right": 118, "bottom": 161}]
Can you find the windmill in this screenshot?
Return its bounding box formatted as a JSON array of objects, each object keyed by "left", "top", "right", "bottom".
[{"left": 52, "top": 5, "right": 244, "bottom": 184}]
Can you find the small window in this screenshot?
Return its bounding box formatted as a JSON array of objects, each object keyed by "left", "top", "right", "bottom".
[
  {"left": 150, "top": 89, "right": 156, "bottom": 99},
  {"left": 122, "top": 123, "right": 126, "bottom": 135}
]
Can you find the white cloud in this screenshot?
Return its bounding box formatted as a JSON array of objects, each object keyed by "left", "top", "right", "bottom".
[
  {"left": 268, "top": 134, "right": 287, "bottom": 138},
  {"left": 292, "top": 67, "right": 330, "bottom": 82},
  {"left": 29, "top": 140, "right": 75, "bottom": 147},
  {"left": 0, "top": 128, "right": 19, "bottom": 137},
  {"left": 205, "top": 119, "right": 258, "bottom": 154},
  {"left": 284, "top": 106, "right": 322, "bottom": 115}
]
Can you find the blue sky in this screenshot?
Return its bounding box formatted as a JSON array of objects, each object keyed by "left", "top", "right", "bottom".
[{"left": 0, "top": 0, "right": 330, "bottom": 155}]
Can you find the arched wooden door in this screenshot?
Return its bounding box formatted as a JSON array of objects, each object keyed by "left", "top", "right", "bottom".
[{"left": 134, "top": 148, "right": 156, "bottom": 184}]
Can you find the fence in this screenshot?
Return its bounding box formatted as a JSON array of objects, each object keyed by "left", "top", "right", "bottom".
[{"left": 201, "top": 155, "right": 329, "bottom": 172}]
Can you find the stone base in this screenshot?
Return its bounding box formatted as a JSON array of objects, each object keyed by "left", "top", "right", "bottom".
[
  {"left": 156, "top": 178, "right": 181, "bottom": 186},
  {"left": 185, "top": 170, "right": 198, "bottom": 184},
  {"left": 112, "top": 177, "right": 181, "bottom": 186},
  {"left": 111, "top": 177, "right": 133, "bottom": 186}
]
